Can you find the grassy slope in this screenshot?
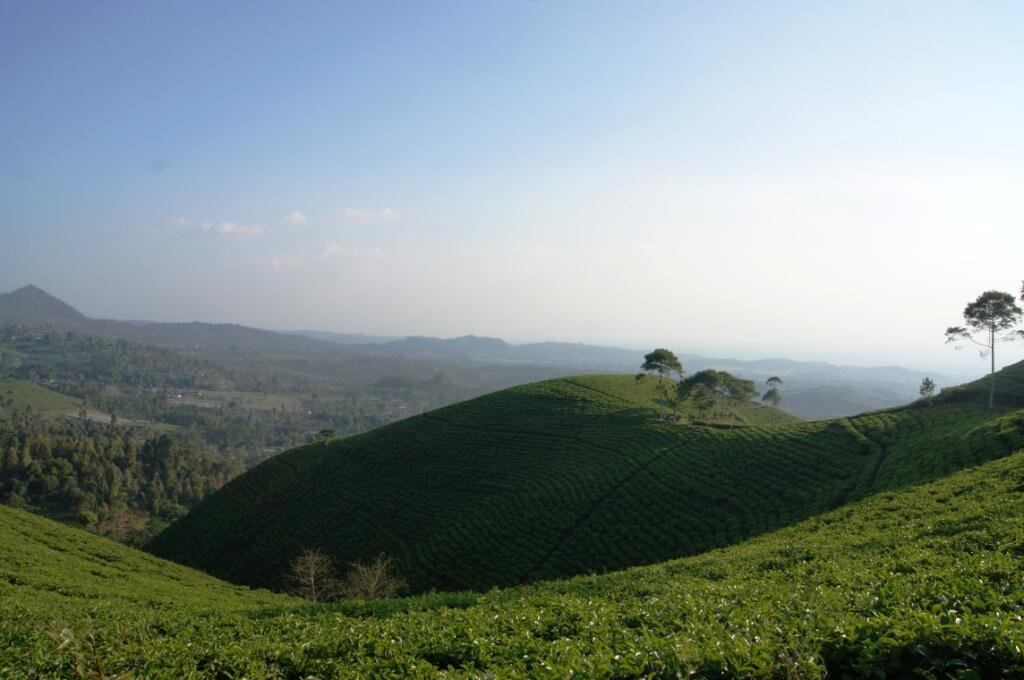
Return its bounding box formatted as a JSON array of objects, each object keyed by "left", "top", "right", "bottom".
[
  {"left": 149, "top": 371, "right": 1024, "bottom": 594},
  {"left": 3, "top": 452, "right": 1024, "bottom": 677},
  {"left": 0, "top": 378, "right": 81, "bottom": 416},
  {"left": 938, "top": 359, "right": 1024, "bottom": 407},
  {"left": 0, "top": 505, "right": 287, "bottom": 611}
]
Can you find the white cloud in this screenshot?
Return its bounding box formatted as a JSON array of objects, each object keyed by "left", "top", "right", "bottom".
[
  {"left": 162, "top": 215, "right": 265, "bottom": 238},
  {"left": 200, "top": 221, "right": 265, "bottom": 239},
  {"left": 340, "top": 208, "right": 398, "bottom": 224},
  {"left": 270, "top": 254, "right": 304, "bottom": 272},
  {"left": 284, "top": 210, "right": 307, "bottom": 225},
  {"left": 321, "top": 243, "right": 383, "bottom": 259}
]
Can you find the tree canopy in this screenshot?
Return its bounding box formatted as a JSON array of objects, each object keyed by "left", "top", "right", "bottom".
[
  {"left": 641, "top": 349, "right": 682, "bottom": 381},
  {"left": 919, "top": 377, "right": 936, "bottom": 403},
  {"left": 945, "top": 290, "right": 1023, "bottom": 408},
  {"left": 642, "top": 349, "right": 684, "bottom": 416},
  {"left": 678, "top": 369, "right": 758, "bottom": 416}
]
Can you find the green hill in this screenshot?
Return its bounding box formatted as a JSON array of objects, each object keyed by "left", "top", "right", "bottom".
[
  {"left": 4, "top": 450, "right": 1024, "bottom": 677},
  {"left": 0, "top": 285, "right": 86, "bottom": 326},
  {"left": 148, "top": 370, "right": 1024, "bottom": 594},
  {"left": 0, "top": 378, "right": 81, "bottom": 416},
  {"left": 938, "top": 359, "right": 1024, "bottom": 407}
]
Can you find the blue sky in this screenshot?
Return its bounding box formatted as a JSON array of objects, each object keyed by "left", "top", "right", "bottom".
[{"left": 1, "top": 1, "right": 1022, "bottom": 370}]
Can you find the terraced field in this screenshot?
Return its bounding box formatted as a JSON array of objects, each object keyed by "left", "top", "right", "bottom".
[
  {"left": 149, "top": 368, "right": 1024, "bottom": 594},
  {"left": 4, "top": 451, "right": 1024, "bottom": 677}
]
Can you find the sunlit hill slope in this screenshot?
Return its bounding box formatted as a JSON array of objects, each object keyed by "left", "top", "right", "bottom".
[
  {"left": 3, "top": 449, "right": 1023, "bottom": 676},
  {"left": 148, "top": 368, "right": 1024, "bottom": 594}
]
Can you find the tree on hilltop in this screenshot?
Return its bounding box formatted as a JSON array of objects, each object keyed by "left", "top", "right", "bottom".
[
  {"left": 762, "top": 376, "right": 783, "bottom": 408},
  {"left": 919, "top": 377, "right": 936, "bottom": 405},
  {"left": 678, "top": 369, "right": 757, "bottom": 418},
  {"left": 945, "top": 290, "right": 1023, "bottom": 409},
  {"left": 688, "top": 383, "right": 716, "bottom": 419},
  {"left": 724, "top": 374, "right": 758, "bottom": 404},
  {"left": 641, "top": 349, "right": 683, "bottom": 416}
]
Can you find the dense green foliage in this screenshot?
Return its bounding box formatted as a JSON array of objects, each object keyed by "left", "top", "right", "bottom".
[
  {"left": 149, "top": 370, "right": 1022, "bottom": 594},
  {"left": 0, "top": 326, "right": 485, "bottom": 539},
  {"left": 0, "top": 325, "right": 479, "bottom": 441},
  {"left": 3, "top": 451, "right": 1024, "bottom": 677},
  {"left": 0, "top": 325, "right": 231, "bottom": 389},
  {"left": 677, "top": 369, "right": 760, "bottom": 417},
  {"left": 0, "top": 410, "right": 242, "bottom": 543}
]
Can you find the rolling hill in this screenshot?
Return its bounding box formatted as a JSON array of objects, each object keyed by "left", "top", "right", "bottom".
[
  {"left": 2, "top": 284, "right": 971, "bottom": 419},
  {"left": 4, "top": 449, "right": 1024, "bottom": 676},
  {"left": 148, "top": 366, "right": 1024, "bottom": 595},
  {"left": 938, "top": 358, "right": 1024, "bottom": 408}
]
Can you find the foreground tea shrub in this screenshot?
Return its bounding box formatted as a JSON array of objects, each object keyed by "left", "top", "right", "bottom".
[{"left": 3, "top": 450, "right": 1023, "bottom": 677}]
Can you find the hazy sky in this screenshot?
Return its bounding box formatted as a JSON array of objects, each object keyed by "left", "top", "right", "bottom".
[{"left": 2, "top": 1, "right": 1022, "bottom": 371}]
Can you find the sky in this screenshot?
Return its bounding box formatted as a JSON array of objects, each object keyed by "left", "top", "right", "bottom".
[{"left": 1, "top": 1, "right": 1022, "bottom": 372}]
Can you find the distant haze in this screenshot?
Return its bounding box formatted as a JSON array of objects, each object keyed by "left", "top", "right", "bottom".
[{"left": 2, "top": 2, "right": 1022, "bottom": 372}]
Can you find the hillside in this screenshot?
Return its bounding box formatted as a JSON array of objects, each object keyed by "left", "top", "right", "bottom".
[
  {"left": 4, "top": 451, "right": 1023, "bottom": 677},
  {"left": 148, "top": 368, "right": 1024, "bottom": 594},
  {"left": 0, "top": 285, "right": 86, "bottom": 326},
  {"left": 3, "top": 285, "right": 968, "bottom": 419},
  {"left": 0, "top": 378, "right": 81, "bottom": 416},
  {"left": 938, "top": 358, "right": 1024, "bottom": 408}
]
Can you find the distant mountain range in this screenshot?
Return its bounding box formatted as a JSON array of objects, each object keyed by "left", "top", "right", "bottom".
[
  {"left": 0, "top": 285, "right": 347, "bottom": 355},
  {"left": 298, "top": 332, "right": 971, "bottom": 418},
  {"left": 280, "top": 329, "right": 403, "bottom": 345},
  {"left": 0, "top": 284, "right": 973, "bottom": 419}
]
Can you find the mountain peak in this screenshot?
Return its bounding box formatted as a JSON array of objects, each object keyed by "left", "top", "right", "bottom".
[{"left": 0, "top": 285, "right": 86, "bottom": 324}]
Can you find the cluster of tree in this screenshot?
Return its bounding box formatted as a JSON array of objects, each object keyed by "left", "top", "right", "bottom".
[
  {"left": 945, "top": 287, "right": 1024, "bottom": 409},
  {"left": 287, "top": 549, "right": 407, "bottom": 602},
  {"left": 639, "top": 349, "right": 783, "bottom": 420},
  {"left": 2, "top": 325, "right": 478, "bottom": 468},
  {"left": 0, "top": 326, "right": 514, "bottom": 550},
  {"left": 0, "top": 326, "right": 232, "bottom": 389},
  {"left": 677, "top": 369, "right": 761, "bottom": 419},
  {"left": 0, "top": 410, "right": 242, "bottom": 543}
]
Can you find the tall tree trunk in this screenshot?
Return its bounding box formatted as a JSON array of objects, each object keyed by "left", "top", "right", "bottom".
[
  {"left": 989, "top": 328, "right": 995, "bottom": 410},
  {"left": 656, "top": 374, "right": 664, "bottom": 415}
]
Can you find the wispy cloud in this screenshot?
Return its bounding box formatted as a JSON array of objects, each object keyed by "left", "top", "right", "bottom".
[
  {"left": 163, "top": 216, "right": 266, "bottom": 238},
  {"left": 340, "top": 208, "right": 398, "bottom": 224},
  {"left": 200, "top": 221, "right": 265, "bottom": 238},
  {"left": 270, "top": 254, "right": 304, "bottom": 272},
  {"left": 284, "top": 210, "right": 307, "bottom": 225},
  {"left": 321, "top": 242, "right": 383, "bottom": 259}
]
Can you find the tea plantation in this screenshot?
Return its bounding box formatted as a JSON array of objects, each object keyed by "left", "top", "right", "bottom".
[
  {"left": 148, "top": 370, "right": 1024, "bottom": 594},
  {"left": 938, "top": 358, "right": 1024, "bottom": 407},
  {"left": 3, "top": 450, "right": 1023, "bottom": 677}
]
